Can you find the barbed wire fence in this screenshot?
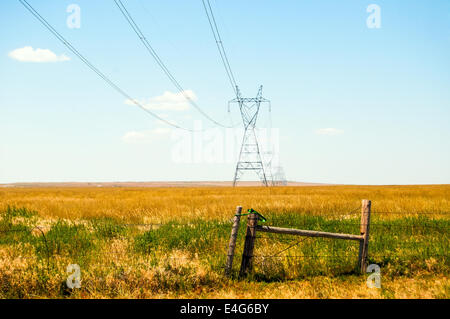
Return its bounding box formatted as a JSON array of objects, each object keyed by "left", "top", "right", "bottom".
[{"left": 0, "top": 209, "right": 448, "bottom": 280}]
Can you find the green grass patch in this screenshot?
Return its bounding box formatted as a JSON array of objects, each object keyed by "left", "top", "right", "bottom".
[
  {"left": 134, "top": 220, "right": 231, "bottom": 254},
  {"left": 0, "top": 206, "right": 38, "bottom": 245},
  {"left": 90, "top": 217, "right": 128, "bottom": 239},
  {"left": 35, "top": 221, "right": 96, "bottom": 267}
]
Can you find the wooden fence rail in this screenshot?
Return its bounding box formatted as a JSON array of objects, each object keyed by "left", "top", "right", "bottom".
[
  {"left": 226, "top": 199, "right": 372, "bottom": 277},
  {"left": 256, "top": 225, "right": 364, "bottom": 241}
]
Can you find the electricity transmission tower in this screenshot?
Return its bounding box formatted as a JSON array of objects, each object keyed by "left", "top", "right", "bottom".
[
  {"left": 263, "top": 151, "right": 288, "bottom": 186},
  {"left": 229, "top": 86, "right": 271, "bottom": 186},
  {"left": 271, "top": 166, "right": 288, "bottom": 186}
]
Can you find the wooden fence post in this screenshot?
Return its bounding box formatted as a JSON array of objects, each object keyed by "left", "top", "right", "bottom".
[
  {"left": 225, "top": 206, "right": 242, "bottom": 276},
  {"left": 358, "top": 199, "right": 371, "bottom": 273},
  {"left": 239, "top": 210, "right": 259, "bottom": 277}
]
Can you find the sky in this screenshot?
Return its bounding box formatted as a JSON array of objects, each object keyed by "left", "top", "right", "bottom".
[{"left": 0, "top": 0, "right": 449, "bottom": 185}]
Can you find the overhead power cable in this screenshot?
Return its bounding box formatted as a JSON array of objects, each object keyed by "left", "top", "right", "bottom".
[
  {"left": 201, "top": 0, "right": 238, "bottom": 97},
  {"left": 18, "top": 0, "right": 204, "bottom": 132},
  {"left": 114, "top": 0, "right": 236, "bottom": 129}
]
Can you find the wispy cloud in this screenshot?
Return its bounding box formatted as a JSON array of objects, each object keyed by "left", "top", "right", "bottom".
[
  {"left": 121, "top": 128, "right": 171, "bottom": 144},
  {"left": 9, "top": 46, "right": 70, "bottom": 63},
  {"left": 315, "top": 128, "right": 344, "bottom": 136},
  {"left": 125, "top": 90, "right": 196, "bottom": 111}
]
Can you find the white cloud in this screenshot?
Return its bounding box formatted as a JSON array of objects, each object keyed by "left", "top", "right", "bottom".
[
  {"left": 315, "top": 128, "right": 344, "bottom": 136},
  {"left": 125, "top": 90, "right": 196, "bottom": 111},
  {"left": 121, "top": 128, "right": 171, "bottom": 144},
  {"left": 152, "top": 128, "right": 171, "bottom": 135},
  {"left": 8, "top": 46, "right": 70, "bottom": 63},
  {"left": 151, "top": 114, "right": 179, "bottom": 126},
  {"left": 156, "top": 118, "right": 178, "bottom": 126}
]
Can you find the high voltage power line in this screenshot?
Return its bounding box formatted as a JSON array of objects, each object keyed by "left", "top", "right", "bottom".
[
  {"left": 200, "top": 0, "right": 275, "bottom": 186},
  {"left": 113, "top": 0, "right": 236, "bottom": 129},
  {"left": 18, "top": 0, "right": 281, "bottom": 185},
  {"left": 201, "top": 0, "right": 238, "bottom": 97},
  {"left": 17, "top": 0, "right": 228, "bottom": 132}
]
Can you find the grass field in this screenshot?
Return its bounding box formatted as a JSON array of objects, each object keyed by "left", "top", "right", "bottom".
[{"left": 0, "top": 185, "right": 448, "bottom": 298}]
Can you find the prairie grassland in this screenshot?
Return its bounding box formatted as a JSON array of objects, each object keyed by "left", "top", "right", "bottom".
[{"left": 0, "top": 185, "right": 448, "bottom": 299}]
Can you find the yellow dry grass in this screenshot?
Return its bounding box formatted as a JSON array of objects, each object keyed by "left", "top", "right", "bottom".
[
  {"left": 1, "top": 185, "right": 449, "bottom": 222},
  {"left": 0, "top": 185, "right": 448, "bottom": 299}
]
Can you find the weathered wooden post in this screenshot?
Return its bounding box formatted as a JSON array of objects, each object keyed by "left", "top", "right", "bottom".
[
  {"left": 225, "top": 206, "right": 242, "bottom": 276},
  {"left": 358, "top": 199, "right": 371, "bottom": 273},
  {"left": 239, "top": 209, "right": 259, "bottom": 277}
]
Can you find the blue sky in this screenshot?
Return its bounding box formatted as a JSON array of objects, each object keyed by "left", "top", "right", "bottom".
[{"left": 0, "top": 0, "right": 449, "bottom": 184}]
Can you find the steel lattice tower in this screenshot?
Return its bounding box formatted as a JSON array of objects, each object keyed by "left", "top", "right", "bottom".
[{"left": 229, "top": 85, "right": 270, "bottom": 186}]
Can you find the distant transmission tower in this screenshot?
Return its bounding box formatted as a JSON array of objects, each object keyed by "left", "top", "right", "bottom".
[
  {"left": 229, "top": 86, "right": 271, "bottom": 186},
  {"left": 271, "top": 166, "right": 288, "bottom": 186},
  {"left": 263, "top": 151, "right": 288, "bottom": 186}
]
